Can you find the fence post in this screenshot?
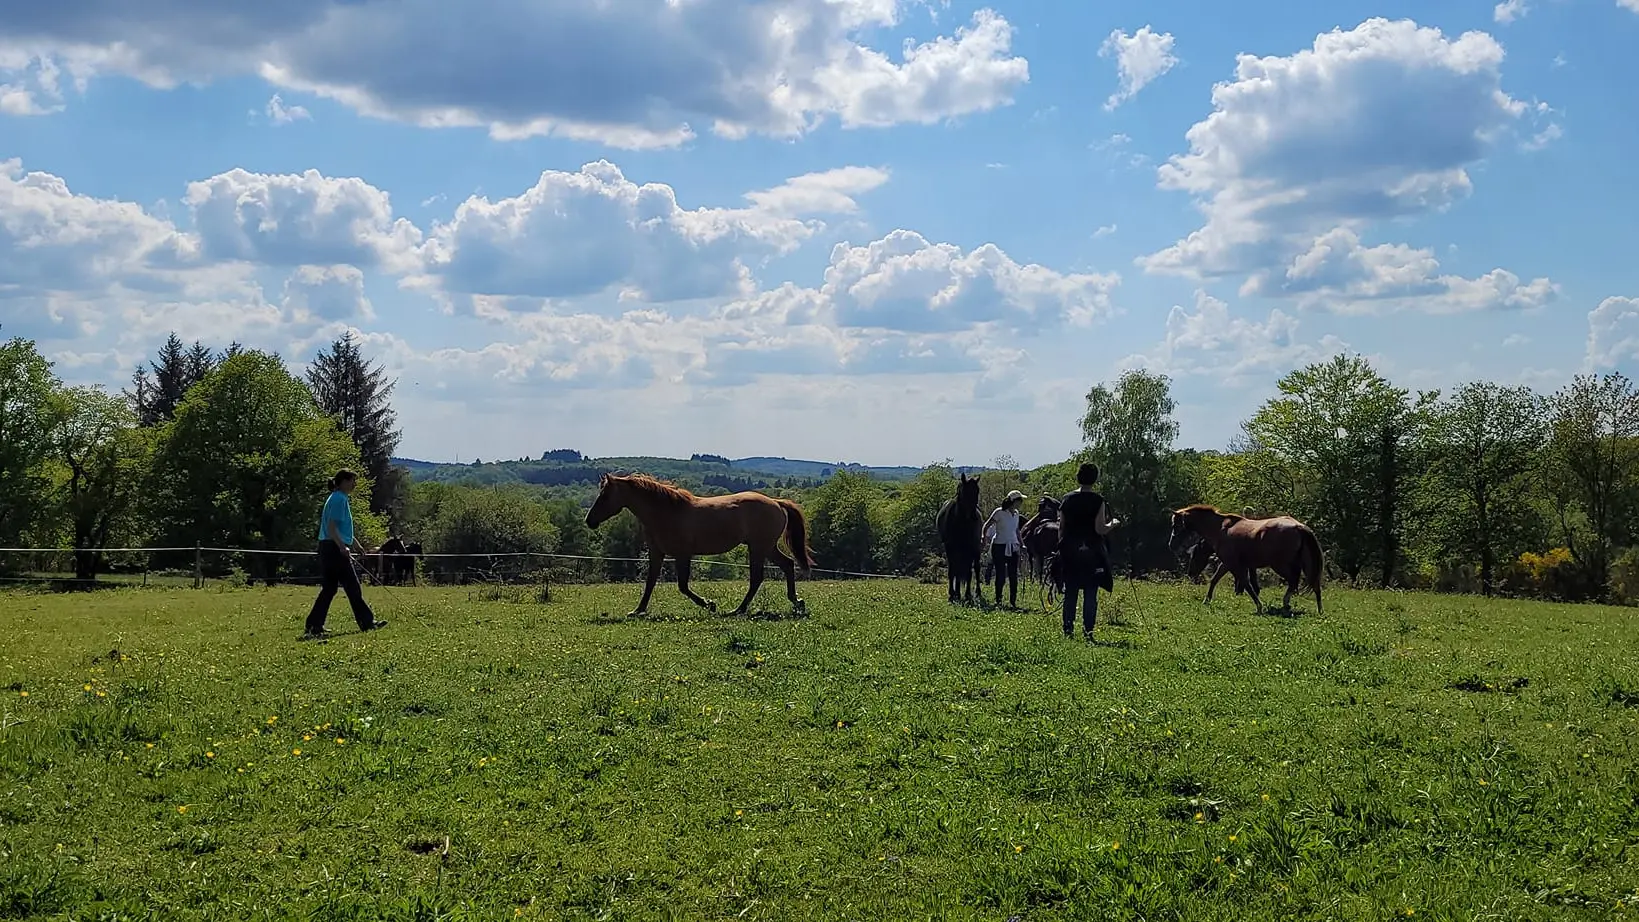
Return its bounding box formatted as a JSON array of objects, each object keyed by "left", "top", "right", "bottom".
[{"left": 193, "top": 544, "right": 203, "bottom": 589}]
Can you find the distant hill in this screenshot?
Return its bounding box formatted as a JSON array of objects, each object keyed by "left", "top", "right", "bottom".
[{"left": 392, "top": 453, "right": 982, "bottom": 490}]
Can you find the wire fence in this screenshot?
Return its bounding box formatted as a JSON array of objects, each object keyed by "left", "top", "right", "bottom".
[{"left": 0, "top": 544, "right": 913, "bottom": 591}]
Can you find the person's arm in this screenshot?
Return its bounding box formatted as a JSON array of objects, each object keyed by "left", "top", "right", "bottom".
[{"left": 1094, "top": 502, "right": 1122, "bottom": 535}]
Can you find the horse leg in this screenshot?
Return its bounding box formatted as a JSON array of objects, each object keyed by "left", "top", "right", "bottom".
[
  {"left": 946, "top": 550, "right": 959, "bottom": 603},
  {"left": 1205, "top": 562, "right": 1230, "bottom": 603},
  {"left": 731, "top": 549, "right": 767, "bottom": 617},
  {"left": 1246, "top": 567, "right": 1266, "bottom": 616},
  {"left": 675, "top": 557, "right": 717, "bottom": 613},
  {"left": 630, "top": 551, "right": 663, "bottom": 617},
  {"left": 769, "top": 546, "right": 804, "bottom": 614}
]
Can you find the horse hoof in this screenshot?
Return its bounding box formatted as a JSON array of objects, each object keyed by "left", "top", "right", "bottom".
[
  {"left": 707, "top": 600, "right": 718, "bottom": 613},
  {"left": 627, "top": 609, "right": 647, "bottom": 618},
  {"left": 793, "top": 599, "right": 807, "bottom": 614}
]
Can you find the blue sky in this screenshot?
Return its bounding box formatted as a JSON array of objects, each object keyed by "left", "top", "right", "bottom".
[{"left": 2, "top": 0, "right": 1636, "bottom": 468}]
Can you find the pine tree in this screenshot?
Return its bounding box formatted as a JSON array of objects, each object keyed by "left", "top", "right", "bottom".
[
  {"left": 125, "top": 333, "right": 219, "bottom": 426},
  {"left": 306, "top": 332, "right": 405, "bottom": 518}
]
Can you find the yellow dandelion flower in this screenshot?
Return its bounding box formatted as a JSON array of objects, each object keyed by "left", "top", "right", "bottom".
[
  {"left": 17, "top": 691, "right": 26, "bottom": 697},
  {"left": 302, "top": 734, "right": 312, "bottom": 741},
  {"left": 335, "top": 737, "right": 346, "bottom": 745},
  {"left": 96, "top": 690, "right": 106, "bottom": 697},
  {"left": 1228, "top": 835, "right": 1237, "bottom": 843},
  {"left": 1214, "top": 855, "right": 1223, "bottom": 864},
  {"left": 206, "top": 751, "right": 215, "bottom": 759},
  {"left": 83, "top": 684, "right": 92, "bottom": 691},
  {"left": 1477, "top": 779, "right": 1489, "bottom": 786},
  {"left": 267, "top": 716, "right": 278, "bottom": 725},
  {"left": 1014, "top": 844, "right": 1023, "bottom": 853},
  {"left": 1195, "top": 812, "right": 1205, "bottom": 822},
  {"left": 1261, "top": 793, "right": 1270, "bottom": 802},
  {"left": 735, "top": 810, "right": 743, "bottom": 817},
  {"left": 292, "top": 748, "right": 302, "bottom": 756},
  {"left": 237, "top": 768, "right": 245, "bottom": 774},
  {"left": 145, "top": 742, "right": 155, "bottom": 749},
  {"left": 177, "top": 806, "right": 187, "bottom": 814}
]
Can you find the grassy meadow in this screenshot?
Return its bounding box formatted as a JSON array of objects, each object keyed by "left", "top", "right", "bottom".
[{"left": 2, "top": 576, "right": 1637, "bottom": 920}]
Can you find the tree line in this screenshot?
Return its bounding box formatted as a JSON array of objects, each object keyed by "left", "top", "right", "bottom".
[{"left": 2, "top": 329, "right": 1635, "bottom": 602}]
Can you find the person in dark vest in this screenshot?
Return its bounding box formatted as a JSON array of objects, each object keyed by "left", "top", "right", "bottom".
[
  {"left": 1057, "top": 462, "right": 1121, "bottom": 639},
  {"left": 303, "top": 469, "right": 387, "bottom": 639}
]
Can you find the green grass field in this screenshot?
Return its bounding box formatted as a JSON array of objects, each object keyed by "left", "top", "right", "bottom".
[{"left": 3, "top": 576, "right": 1638, "bottom": 920}]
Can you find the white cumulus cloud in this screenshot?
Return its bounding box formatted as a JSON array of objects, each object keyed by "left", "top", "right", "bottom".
[
  {"left": 822, "top": 229, "right": 1120, "bottom": 334},
  {"left": 414, "top": 162, "right": 884, "bottom": 306},
  {"left": 1099, "top": 26, "right": 1178, "bottom": 110},
  {"left": 1587, "top": 297, "right": 1639, "bottom": 370},
  {"left": 184, "top": 169, "right": 423, "bottom": 271},
  {"left": 1122, "top": 291, "right": 1347, "bottom": 383},
  {"left": 265, "top": 93, "right": 310, "bottom": 124},
  {"left": 0, "top": 0, "right": 1029, "bottom": 148},
  {"left": 1142, "top": 18, "right": 1553, "bottom": 315}
]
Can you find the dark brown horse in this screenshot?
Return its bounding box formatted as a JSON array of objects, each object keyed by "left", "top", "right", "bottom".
[
  {"left": 585, "top": 473, "right": 814, "bottom": 617},
  {"left": 1168, "top": 504, "right": 1323, "bottom": 615},
  {"left": 1020, "top": 495, "right": 1061, "bottom": 584},
  {"left": 1185, "top": 540, "right": 1218, "bottom": 582},
  {"left": 935, "top": 472, "right": 984, "bottom": 604}
]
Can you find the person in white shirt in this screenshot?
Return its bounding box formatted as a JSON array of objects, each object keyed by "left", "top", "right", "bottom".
[{"left": 983, "top": 490, "right": 1027, "bottom": 609}]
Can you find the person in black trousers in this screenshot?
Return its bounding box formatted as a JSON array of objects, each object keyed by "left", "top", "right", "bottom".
[
  {"left": 983, "top": 490, "right": 1027, "bottom": 609},
  {"left": 1057, "top": 462, "right": 1121, "bottom": 639},
  {"left": 304, "top": 469, "right": 386, "bottom": 639}
]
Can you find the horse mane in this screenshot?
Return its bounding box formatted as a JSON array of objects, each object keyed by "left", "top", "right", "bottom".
[
  {"left": 1179, "top": 503, "right": 1244, "bottom": 522},
  {"left": 618, "top": 473, "right": 697, "bottom": 507}
]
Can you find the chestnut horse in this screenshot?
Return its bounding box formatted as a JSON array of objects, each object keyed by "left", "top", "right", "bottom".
[
  {"left": 935, "top": 472, "right": 984, "bottom": 604},
  {"left": 1168, "top": 504, "right": 1323, "bottom": 615},
  {"left": 585, "top": 473, "right": 814, "bottom": 617}
]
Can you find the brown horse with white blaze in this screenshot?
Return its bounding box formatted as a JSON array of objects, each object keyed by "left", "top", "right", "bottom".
[
  {"left": 585, "top": 473, "right": 815, "bottom": 618},
  {"left": 1169, "top": 504, "right": 1323, "bottom": 615}
]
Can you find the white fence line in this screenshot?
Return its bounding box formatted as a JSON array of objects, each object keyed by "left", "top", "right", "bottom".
[{"left": 0, "top": 546, "right": 907, "bottom": 581}]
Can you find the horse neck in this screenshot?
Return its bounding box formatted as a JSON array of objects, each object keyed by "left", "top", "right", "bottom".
[
  {"left": 619, "top": 485, "right": 686, "bottom": 527},
  {"left": 1192, "top": 513, "right": 1231, "bottom": 549}
]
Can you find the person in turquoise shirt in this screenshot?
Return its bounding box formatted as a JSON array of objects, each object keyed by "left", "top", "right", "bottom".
[{"left": 304, "top": 469, "right": 386, "bottom": 639}]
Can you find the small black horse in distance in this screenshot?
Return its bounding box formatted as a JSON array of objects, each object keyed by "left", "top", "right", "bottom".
[
  {"left": 375, "top": 536, "right": 424, "bottom": 585},
  {"left": 935, "top": 471, "right": 985, "bottom": 605}
]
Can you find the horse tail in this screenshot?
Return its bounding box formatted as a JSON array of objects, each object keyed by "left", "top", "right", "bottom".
[
  {"left": 778, "top": 499, "right": 816, "bottom": 571},
  {"left": 1299, "top": 526, "right": 1323, "bottom": 615}
]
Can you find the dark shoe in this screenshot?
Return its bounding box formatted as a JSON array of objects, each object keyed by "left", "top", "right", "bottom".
[
  {"left": 361, "top": 619, "right": 387, "bottom": 632},
  {"left": 300, "top": 628, "right": 329, "bottom": 641}
]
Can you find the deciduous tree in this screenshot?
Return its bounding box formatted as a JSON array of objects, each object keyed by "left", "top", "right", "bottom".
[
  {"left": 50, "top": 386, "right": 153, "bottom": 579},
  {"left": 1542, "top": 372, "right": 1639, "bottom": 596},
  {"left": 0, "top": 336, "right": 61, "bottom": 549},
  {"left": 1421, "top": 382, "right": 1546, "bottom": 594}
]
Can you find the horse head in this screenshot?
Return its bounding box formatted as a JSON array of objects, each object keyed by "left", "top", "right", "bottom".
[
  {"left": 1169, "top": 506, "right": 1209, "bottom": 554},
  {"left": 954, "top": 471, "right": 981, "bottom": 517},
  {"left": 586, "top": 473, "right": 626, "bottom": 528}
]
